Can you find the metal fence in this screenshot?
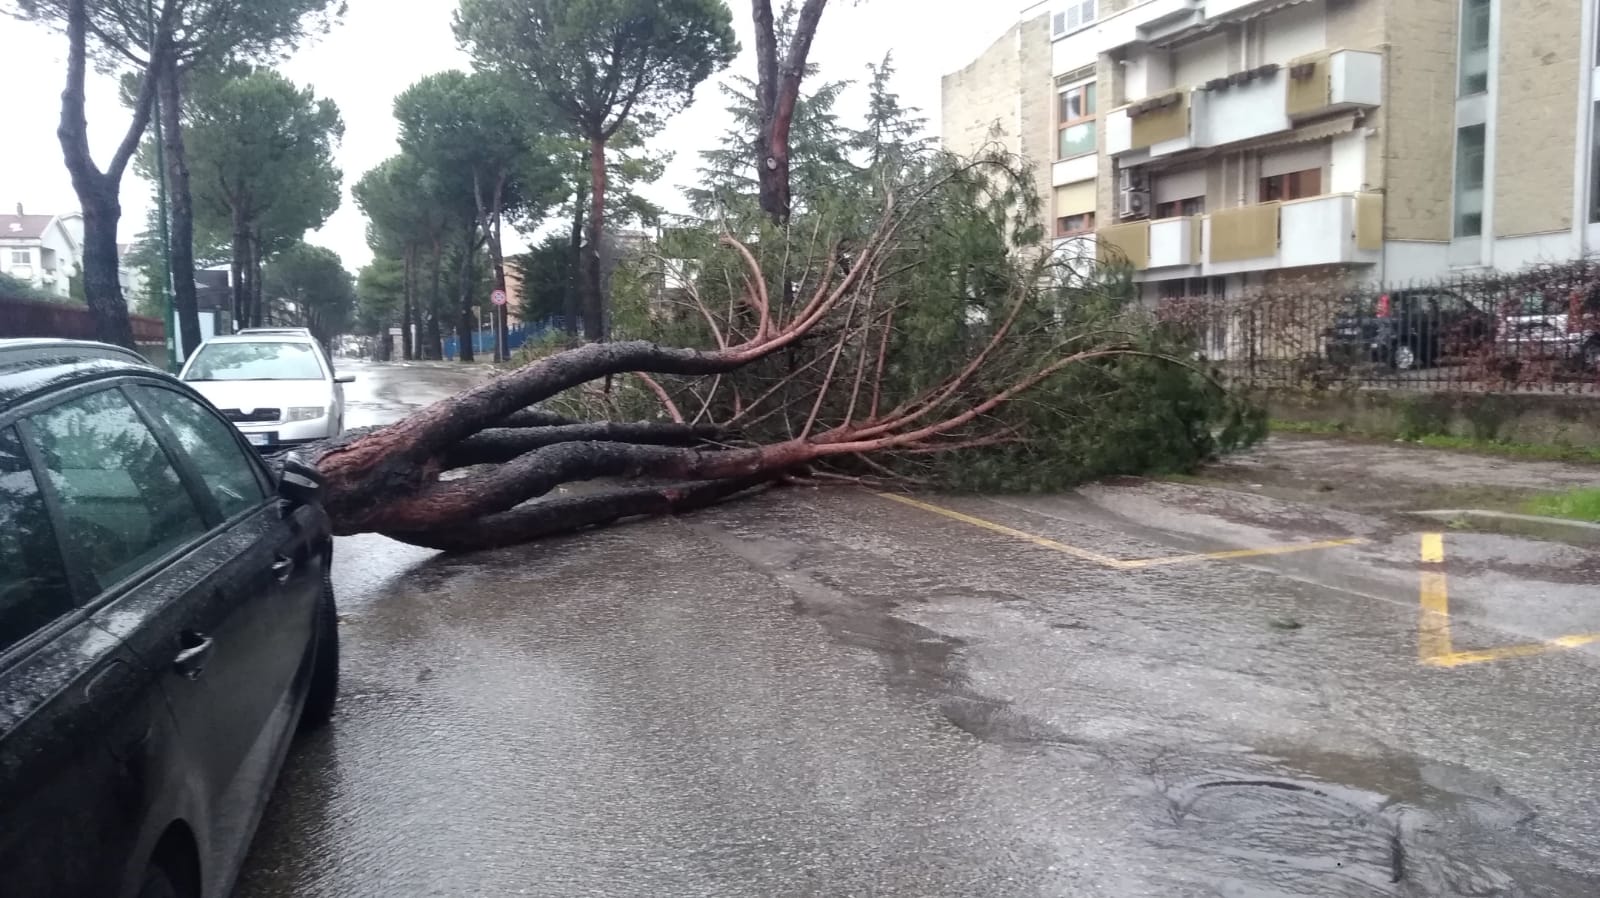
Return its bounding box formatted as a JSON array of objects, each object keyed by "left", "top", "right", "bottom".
[
  {"left": 442, "top": 317, "right": 565, "bottom": 360},
  {"left": 1155, "top": 262, "right": 1600, "bottom": 395},
  {"left": 0, "top": 293, "right": 165, "bottom": 344}
]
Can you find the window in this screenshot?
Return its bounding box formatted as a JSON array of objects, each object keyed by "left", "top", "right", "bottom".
[
  {"left": 9, "top": 250, "right": 29, "bottom": 266},
  {"left": 1459, "top": 0, "right": 1491, "bottom": 95},
  {"left": 1056, "top": 212, "right": 1096, "bottom": 236},
  {"left": 28, "top": 389, "right": 208, "bottom": 589},
  {"left": 183, "top": 340, "right": 326, "bottom": 382},
  {"left": 1155, "top": 197, "right": 1205, "bottom": 219},
  {"left": 1057, "top": 81, "right": 1097, "bottom": 159},
  {"left": 1590, "top": 102, "right": 1600, "bottom": 223},
  {"left": 0, "top": 428, "right": 72, "bottom": 654},
  {"left": 1052, "top": 0, "right": 1096, "bottom": 36},
  {"left": 1158, "top": 277, "right": 1226, "bottom": 300},
  {"left": 1454, "top": 124, "right": 1486, "bottom": 237},
  {"left": 1259, "top": 168, "right": 1323, "bottom": 202},
  {"left": 134, "top": 386, "right": 266, "bottom": 520}
]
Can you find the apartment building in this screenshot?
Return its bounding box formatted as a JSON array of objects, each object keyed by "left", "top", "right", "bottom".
[{"left": 946, "top": 0, "right": 1600, "bottom": 302}]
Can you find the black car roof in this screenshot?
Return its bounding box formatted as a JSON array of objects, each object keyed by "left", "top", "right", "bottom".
[{"left": 0, "top": 339, "right": 160, "bottom": 412}]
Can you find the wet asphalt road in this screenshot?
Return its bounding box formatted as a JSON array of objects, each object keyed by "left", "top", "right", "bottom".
[{"left": 236, "top": 360, "right": 1600, "bottom": 897}]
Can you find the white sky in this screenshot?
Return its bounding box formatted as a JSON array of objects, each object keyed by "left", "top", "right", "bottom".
[{"left": 0, "top": 1, "right": 1018, "bottom": 270}]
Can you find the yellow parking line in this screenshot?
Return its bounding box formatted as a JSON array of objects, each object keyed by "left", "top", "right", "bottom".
[
  {"left": 877, "top": 493, "right": 1364, "bottom": 570},
  {"left": 1124, "top": 538, "right": 1368, "bottom": 569},
  {"left": 1427, "top": 634, "right": 1600, "bottom": 668},
  {"left": 1417, "top": 533, "right": 1599, "bottom": 667},
  {"left": 1418, "top": 533, "right": 1453, "bottom": 662},
  {"left": 877, "top": 493, "right": 1132, "bottom": 568}
]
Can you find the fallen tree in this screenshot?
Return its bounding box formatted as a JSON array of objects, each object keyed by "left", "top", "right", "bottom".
[{"left": 303, "top": 154, "right": 1262, "bottom": 550}]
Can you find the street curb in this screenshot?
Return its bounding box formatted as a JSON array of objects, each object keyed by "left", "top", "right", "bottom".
[{"left": 1409, "top": 509, "right": 1600, "bottom": 533}]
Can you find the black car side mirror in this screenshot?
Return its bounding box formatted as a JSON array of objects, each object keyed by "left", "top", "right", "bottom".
[{"left": 277, "top": 454, "right": 324, "bottom": 511}]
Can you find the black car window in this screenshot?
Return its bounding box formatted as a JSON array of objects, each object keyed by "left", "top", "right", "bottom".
[
  {"left": 135, "top": 386, "right": 266, "bottom": 520},
  {"left": 27, "top": 388, "right": 208, "bottom": 590},
  {"left": 0, "top": 428, "right": 73, "bottom": 654}
]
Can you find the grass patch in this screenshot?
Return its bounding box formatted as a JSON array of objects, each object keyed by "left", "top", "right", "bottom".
[
  {"left": 1522, "top": 488, "right": 1600, "bottom": 523},
  {"left": 1268, "top": 420, "right": 1600, "bottom": 464}
]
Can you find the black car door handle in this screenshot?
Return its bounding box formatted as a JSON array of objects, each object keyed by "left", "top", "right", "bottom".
[
  {"left": 173, "top": 632, "right": 215, "bottom": 680},
  {"left": 272, "top": 554, "right": 296, "bottom": 583}
]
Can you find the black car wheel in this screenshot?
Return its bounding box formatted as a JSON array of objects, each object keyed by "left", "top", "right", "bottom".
[{"left": 299, "top": 565, "right": 339, "bottom": 732}]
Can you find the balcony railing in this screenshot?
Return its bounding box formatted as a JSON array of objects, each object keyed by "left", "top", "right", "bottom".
[
  {"left": 1105, "top": 49, "right": 1382, "bottom": 159},
  {"left": 1097, "top": 220, "right": 1150, "bottom": 269},
  {"left": 1102, "top": 192, "right": 1383, "bottom": 274},
  {"left": 1148, "top": 216, "right": 1202, "bottom": 268}
]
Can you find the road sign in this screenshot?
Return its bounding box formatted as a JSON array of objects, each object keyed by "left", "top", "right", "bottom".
[{"left": 491, "top": 289, "right": 507, "bottom": 306}]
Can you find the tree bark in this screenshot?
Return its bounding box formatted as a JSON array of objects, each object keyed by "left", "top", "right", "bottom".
[
  {"left": 565, "top": 165, "right": 587, "bottom": 338},
  {"left": 55, "top": 0, "right": 161, "bottom": 349},
  {"left": 401, "top": 242, "right": 415, "bottom": 361},
  {"left": 584, "top": 134, "right": 607, "bottom": 342},
  {"left": 158, "top": 56, "right": 201, "bottom": 359},
  {"left": 427, "top": 235, "right": 445, "bottom": 360},
  {"left": 230, "top": 205, "right": 248, "bottom": 330},
  {"left": 453, "top": 218, "right": 478, "bottom": 362},
  {"left": 752, "top": 0, "right": 829, "bottom": 226},
  {"left": 250, "top": 227, "right": 265, "bottom": 327}
]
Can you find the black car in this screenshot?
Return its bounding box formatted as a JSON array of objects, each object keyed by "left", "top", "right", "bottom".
[
  {"left": 0, "top": 339, "right": 339, "bottom": 898},
  {"left": 1324, "top": 289, "right": 1493, "bottom": 370}
]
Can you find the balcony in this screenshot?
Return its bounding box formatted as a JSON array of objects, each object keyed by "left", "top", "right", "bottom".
[
  {"left": 1200, "top": 192, "right": 1383, "bottom": 275},
  {"left": 1097, "top": 220, "right": 1150, "bottom": 269},
  {"left": 1105, "top": 193, "right": 1382, "bottom": 276},
  {"left": 1107, "top": 50, "right": 1382, "bottom": 160},
  {"left": 1285, "top": 49, "right": 1382, "bottom": 119},
  {"left": 1148, "top": 216, "right": 1202, "bottom": 268},
  {"left": 1105, "top": 88, "right": 1192, "bottom": 157}
]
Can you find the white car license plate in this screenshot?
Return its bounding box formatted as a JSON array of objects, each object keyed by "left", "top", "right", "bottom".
[{"left": 246, "top": 433, "right": 270, "bottom": 446}]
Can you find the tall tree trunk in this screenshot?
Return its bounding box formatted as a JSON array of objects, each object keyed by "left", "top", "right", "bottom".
[
  {"left": 464, "top": 172, "right": 488, "bottom": 363},
  {"left": 230, "top": 206, "right": 248, "bottom": 331},
  {"left": 401, "top": 243, "right": 415, "bottom": 361},
  {"left": 455, "top": 219, "right": 479, "bottom": 362},
  {"left": 752, "top": 0, "right": 828, "bottom": 226},
  {"left": 79, "top": 193, "right": 133, "bottom": 347},
  {"left": 584, "top": 135, "right": 607, "bottom": 342},
  {"left": 428, "top": 236, "right": 445, "bottom": 360},
  {"left": 250, "top": 227, "right": 265, "bottom": 327},
  {"left": 158, "top": 57, "right": 201, "bottom": 359},
  {"left": 54, "top": 0, "right": 160, "bottom": 349},
  {"left": 565, "top": 166, "right": 587, "bottom": 338}
]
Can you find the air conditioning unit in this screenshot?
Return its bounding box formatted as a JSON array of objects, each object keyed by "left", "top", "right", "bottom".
[
  {"left": 1118, "top": 188, "right": 1151, "bottom": 219},
  {"left": 1117, "top": 166, "right": 1149, "bottom": 193}
]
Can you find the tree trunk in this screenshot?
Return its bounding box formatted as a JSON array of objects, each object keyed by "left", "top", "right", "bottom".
[
  {"left": 454, "top": 216, "right": 479, "bottom": 362},
  {"left": 565, "top": 168, "right": 587, "bottom": 338},
  {"left": 78, "top": 190, "right": 134, "bottom": 348},
  {"left": 584, "top": 135, "right": 607, "bottom": 342},
  {"left": 752, "top": 0, "right": 829, "bottom": 226},
  {"left": 54, "top": 0, "right": 160, "bottom": 349},
  {"left": 427, "top": 236, "right": 445, "bottom": 360},
  {"left": 250, "top": 227, "right": 265, "bottom": 327},
  {"left": 401, "top": 243, "right": 415, "bottom": 361},
  {"left": 158, "top": 57, "right": 201, "bottom": 360},
  {"left": 230, "top": 206, "right": 248, "bottom": 331}
]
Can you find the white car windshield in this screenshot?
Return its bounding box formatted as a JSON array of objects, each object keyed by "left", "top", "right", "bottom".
[{"left": 186, "top": 342, "right": 325, "bottom": 381}]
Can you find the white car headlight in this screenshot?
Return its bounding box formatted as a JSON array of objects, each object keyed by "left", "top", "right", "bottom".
[{"left": 287, "top": 406, "right": 326, "bottom": 422}]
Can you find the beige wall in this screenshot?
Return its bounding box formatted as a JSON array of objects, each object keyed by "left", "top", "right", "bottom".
[
  {"left": 940, "top": 15, "right": 1053, "bottom": 226},
  {"left": 1494, "top": 0, "right": 1583, "bottom": 238},
  {"left": 1377, "top": 0, "right": 1461, "bottom": 242},
  {"left": 941, "top": 24, "right": 1025, "bottom": 158}
]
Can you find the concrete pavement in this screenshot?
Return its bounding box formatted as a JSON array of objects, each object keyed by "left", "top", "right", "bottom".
[{"left": 235, "top": 361, "right": 1600, "bottom": 897}]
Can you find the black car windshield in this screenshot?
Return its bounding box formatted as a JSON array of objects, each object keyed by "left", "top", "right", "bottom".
[{"left": 185, "top": 341, "right": 325, "bottom": 381}]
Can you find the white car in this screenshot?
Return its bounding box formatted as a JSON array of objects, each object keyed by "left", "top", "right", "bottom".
[{"left": 179, "top": 332, "right": 354, "bottom": 448}]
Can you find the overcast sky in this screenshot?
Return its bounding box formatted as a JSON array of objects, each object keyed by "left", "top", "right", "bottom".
[{"left": 0, "top": 1, "right": 1017, "bottom": 270}]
